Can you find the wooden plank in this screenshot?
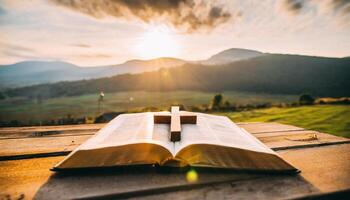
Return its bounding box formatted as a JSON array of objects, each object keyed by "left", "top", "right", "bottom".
[
  {"left": 239, "top": 122, "right": 305, "bottom": 134},
  {"left": 0, "top": 124, "right": 102, "bottom": 139},
  {"left": 1, "top": 122, "right": 348, "bottom": 199},
  {"left": 278, "top": 143, "right": 350, "bottom": 193},
  {"left": 81, "top": 144, "right": 350, "bottom": 199},
  {"left": 0, "top": 157, "right": 60, "bottom": 200},
  {"left": 0, "top": 123, "right": 103, "bottom": 134},
  {"left": 134, "top": 176, "right": 320, "bottom": 200},
  {"left": 2, "top": 144, "right": 350, "bottom": 199},
  {"left": 0, "top": 122, "right": 304, "bottom": 139},
  {"left": 0, "top": 156, "right": 262, "bottom": 200},
  {"left": 254, "top": 130, "right": 318, "bottom": 138},
  {"left": 0, "top": 135, "right": 91, "bottom": 158},
  {"left": 255, "top": 131, "right": 350, "bottom": 150},
  {"left": 0, "top": 125, "right": 349, "bottom": 160}
]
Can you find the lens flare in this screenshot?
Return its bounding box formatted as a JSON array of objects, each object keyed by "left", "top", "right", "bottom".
[{"left": 186, "top": 169, "right": 198, "bottom": 183}]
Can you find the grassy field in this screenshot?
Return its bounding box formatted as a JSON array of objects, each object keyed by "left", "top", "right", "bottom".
[
  {"left": 218, "top": 105, "right": 350, "bottom": 138},
  {"left": 1, "top": 91, "right": 348, "bottom": 138},
  {"left": 0, "top": 91, "right": 298, "bottom": 122}
]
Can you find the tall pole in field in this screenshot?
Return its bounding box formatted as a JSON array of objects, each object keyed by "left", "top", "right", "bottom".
[{"left": 98, "top": 91, "right": 104, "bottom": 115}]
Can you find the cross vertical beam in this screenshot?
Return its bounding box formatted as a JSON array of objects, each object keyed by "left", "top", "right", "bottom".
[
  {"left": 154, "top": 106, "right": 197, "bottom": 142},
  {"left": 170, "top": 106, "right": 181, "bottom": 142}
]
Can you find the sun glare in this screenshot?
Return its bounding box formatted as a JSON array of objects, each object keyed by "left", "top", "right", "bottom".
[{"left": 136, "top": 26, "right": 180, "bottom": 59}]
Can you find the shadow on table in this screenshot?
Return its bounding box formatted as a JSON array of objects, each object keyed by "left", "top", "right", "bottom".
[{"left": 34, "top": 165, "right": 318, "bottom": 200}]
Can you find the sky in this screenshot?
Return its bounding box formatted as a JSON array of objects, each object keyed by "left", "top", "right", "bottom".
[{"left": 0, "top": 0, "right": 350, "bottom": 66}]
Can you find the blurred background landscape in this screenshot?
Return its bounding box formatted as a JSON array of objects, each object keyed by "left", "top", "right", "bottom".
[
  {"left": 0, "top": 48, "right": 349, "bottom": 138},
  {"left": 0, "top": 0, "right": 349, "bottom": 138}
]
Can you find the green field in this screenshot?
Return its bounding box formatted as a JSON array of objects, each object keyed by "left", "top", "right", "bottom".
[
  {"left": 0, "top": 91, "right": 298, "bottom": 121},
  {"left": 218, "top": 105, "right": 350, "bottom": 138},
  {"left": 0, "top": 91, "right": 348, "bottom": 138}
]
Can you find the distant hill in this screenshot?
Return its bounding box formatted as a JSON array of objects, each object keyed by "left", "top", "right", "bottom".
[
  {"left": 5, "top": 54, "right": 350, "bottom": 98},
  {"left": 0, "top": 58, "right": 185, "bottom": 88},
  {"left": 202, "top": 48, "right": 264, "bottom": 65},
  {"left": 0, "top": 61, "right": 104, "bottom": 88},
  {"left": 112, "top": 57, "right": 186, "bottom": 74},
  {"left": 0, "top": 48, "right": 265, "bottom": 88}
]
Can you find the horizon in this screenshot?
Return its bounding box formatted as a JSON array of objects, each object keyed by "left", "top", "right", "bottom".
[
  {"left": 1, "top": 0, "right": 350, "bottom": 66},
  {"left": 1, "top": 47, "right": 350, "bottom": 68}
]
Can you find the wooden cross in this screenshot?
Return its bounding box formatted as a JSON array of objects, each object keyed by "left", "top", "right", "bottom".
[{"left": 154, "top": 106, "right": 197, "bottom": 142}]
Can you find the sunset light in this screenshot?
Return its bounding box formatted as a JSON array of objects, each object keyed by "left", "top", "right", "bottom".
[
  {"left": 1, "top": 1, "right": 350, "bottom": 198},
  {"left": 136, "top": 26, "right": 180, "bottom": 59}
]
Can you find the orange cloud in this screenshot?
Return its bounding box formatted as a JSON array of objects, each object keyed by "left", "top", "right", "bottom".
[{"left": 50, "top": 0, "right": 232, "bottom": 32}]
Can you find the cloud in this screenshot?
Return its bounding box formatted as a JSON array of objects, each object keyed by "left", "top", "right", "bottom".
[
  {"left": 283, "top": 0, "right": 305, "bottom": 14},
  {"left": 282, "top": 0, "right": 350, "bottom": 15},
  {"left": 50, "top": 0, "right": 232, "bottom": 32},
  {"left": 0, "top": 42, "right": 39, "bottom": 63},
  {"left": 280, "top": 0, "right": 350, "bottom": 27},
  {"left": 331, "top": 0, "right": 350, "bottom": 9},
  {"left": 76, "top": 54, "right": 112, "bottom": 58},
  {"left": 0, "top": 41, "right": 34, "bottom": 53},
  {"left": 330, "top": 0, "right": 350, "bottom": 14},
  {"left": 0, "top": 5, "right": 6, "bottom": 16},
  {"left": 70, "top": 43, "right": 91, "bottom": 48}
]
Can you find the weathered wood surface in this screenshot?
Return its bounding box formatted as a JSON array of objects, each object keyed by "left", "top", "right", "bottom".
[
  {"left": 0, "top": 122, "right": 304, "bottom": 139},
  {"left": 238, "top": 122, "right": 305, "bottom": 134},
  {"left": 139, "top": 144, "right": 350, "bottom": 200},
  {"left": 0, "top": 124, "right": 102, "bottom": 139},
  {"left": 1, "top": 144, "right": 349, "bottom": 200},
  {"left": 0, "top": 123, "right": 348, "bottom": 159},
  {"left": 0, "top": 122, "right": 349, "bottom": 199}
]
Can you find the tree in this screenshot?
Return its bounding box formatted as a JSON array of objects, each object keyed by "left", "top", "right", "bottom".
[
  {"left": 0, "top": 92, "right": 5, "bottom": 100},
  {"left": 299, "top": 94, "right": 315, "bottom": 105},
  {"left": 210, "top": 94, "right": 223, "bottom": 110},
  {"left": 224, "top": 100, "right": 231, "bottom": 108}
]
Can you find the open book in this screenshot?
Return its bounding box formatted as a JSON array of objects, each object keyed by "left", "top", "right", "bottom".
[{"left": 53, "top": 111, "right": 297, "bottom": 172}]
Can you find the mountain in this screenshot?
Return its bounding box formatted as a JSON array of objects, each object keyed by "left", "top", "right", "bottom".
[
  {"left": 5, "top": 54, "right": 350, "bottom": 98},
  {"left": 109, "top": 57, "right": 186, "bottom": 74},
  {"left": 202, "top": 48, "right": 264, "bottom": 65},
  {"left": 0, "top": 48, "right": 266, "bottom": 88},
  {"left": 0, "top": 58, "right": 185, "bottom": 88},
  {"left": 0, "top": 61, "right": 104, "bottom": 88}
]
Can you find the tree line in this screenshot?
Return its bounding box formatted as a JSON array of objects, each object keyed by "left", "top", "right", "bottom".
[
  {"left": 3, "top": 54, "right": 350, "bottom": 99},
  {"left": 1, "top": 93, "right": 348, "bottom": 127}
]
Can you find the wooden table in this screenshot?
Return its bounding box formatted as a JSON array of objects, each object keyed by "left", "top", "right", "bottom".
[{"left": 0, "top": 122, "right": 349, "bottom": 199}]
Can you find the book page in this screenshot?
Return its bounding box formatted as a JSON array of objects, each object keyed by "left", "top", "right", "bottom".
[
  {"left": 54, "top": 112, "right": 174, "bottom": 169},
  {"left": 174, "top": 112, "right": 273, "bottom": 155},
  {"left": 81, "top": 112, "right": 173, "bottom": 152},
  {"left": 173, "top": 112, "right": 295, "bottom": 170}
]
